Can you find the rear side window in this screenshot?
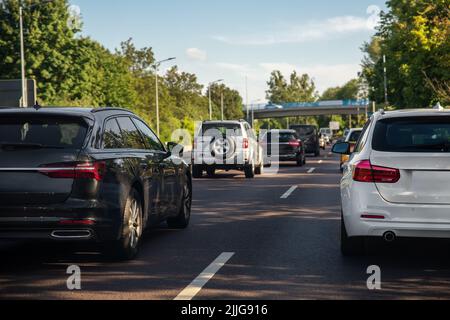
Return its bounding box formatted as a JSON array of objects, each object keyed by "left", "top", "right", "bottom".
[
  {"left": 372, "top": 116, "right": 450, "bottom": 153},
  {"left": 0, "top": 116, "right": 87, "bottom": 149},
  {"left": 116, "top": 117, "right": 147, "bottom": 150},
  {"left": 103, "top": 118, "right": 123, "bottom": 149},
  {"left": 133, "top": 118, "right": 165, "bottom": 152}
]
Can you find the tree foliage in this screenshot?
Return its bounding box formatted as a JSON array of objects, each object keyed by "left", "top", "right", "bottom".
[
  {"left": 0, "top": 0, "right": 244, "bottom": 142},
  {"left": 362, "top": 0, "right": 450, "bottom": 108}
]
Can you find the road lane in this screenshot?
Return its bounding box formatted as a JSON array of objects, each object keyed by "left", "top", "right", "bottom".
[{"left": 1, "top": 149, "right": 450, "bottom": 300}]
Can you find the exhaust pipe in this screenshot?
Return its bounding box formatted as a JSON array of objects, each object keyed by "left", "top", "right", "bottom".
[
  {"left": 51, "top": 230, "right": 93, "bottom": 240},
  {"left": 383, "top": 231, "right": 396, "bottom": 243}
]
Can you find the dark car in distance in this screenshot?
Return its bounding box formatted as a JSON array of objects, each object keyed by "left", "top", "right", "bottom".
[
  {"left": 0, "top": 107, "right": 192, "bottom": 260},
  {"left": 290, "top": 125, "right": 321, "bottom": 157},
  {"left": 262, "top": 130, "right": 306, "bottom": 166}
]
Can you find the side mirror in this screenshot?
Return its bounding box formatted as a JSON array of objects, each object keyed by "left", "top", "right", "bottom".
[
  {"left": 167, "top": 142, "right": 184, "bottom": 157},
  {"left": 332, "top": 142, "right": 351, "bottom": 155}
]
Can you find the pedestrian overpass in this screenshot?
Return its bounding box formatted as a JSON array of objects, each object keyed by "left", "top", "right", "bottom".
[{"left": 245, "top": 100, "right": 370, "bottom": 119}]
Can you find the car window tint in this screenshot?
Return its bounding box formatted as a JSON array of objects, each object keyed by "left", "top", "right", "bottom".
[
  {"left": 372, "top": 117, "right": 450, "bottom": 153},
  {"left": 0, "top": 116, "right": 87, "bottom": 149},
  {"left": 133, "top": 118, "right": 165, "bottom": 151},
  {"left": 103, "top": 118, "right": 124, "bottom": 149},
  {"left": 116, "top": 117, "right": 146, "bottom": 150}
]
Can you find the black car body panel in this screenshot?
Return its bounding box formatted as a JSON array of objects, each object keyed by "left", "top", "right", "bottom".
[
  {"left": 0, "top": 107, "right": 190, "bottom": 242},
  {"left": 290, "top": 125, "right": 320, "bottom": 154},
  {"left": 263, "top": 130, "right": 305, "bottom": 162}
]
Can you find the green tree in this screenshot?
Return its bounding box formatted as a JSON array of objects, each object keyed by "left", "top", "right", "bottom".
[
  {"left": 362, "top": 0, "right": 450, "bottom": 108},
  {"left": 207, "top": 83, "right": 243, "bottom": 121}
]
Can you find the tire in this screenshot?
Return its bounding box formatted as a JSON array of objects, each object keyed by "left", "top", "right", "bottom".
[
  {"left": 315, "top": 148, "right": 321, "bottom": 157},
  {"left": 192, "top": 165, "right": 203, "bottom": 179},
  {"left": 104, "top": 189, "right": 143, "bottom": 261},
  {"left": 341, "top": 215, "right": 365, "bottom": 256},
  {"left": 255, "top": 163, "right": 263, "bottom": 175},
  {"left": 296, "top": 154, "right": 304, "bottom": 167},
  {"left": 244, "top": 162, "right": 255, "bottom": 179},
  {"left": 206, "top": 167, "right": 215, "bottom": 177},
  {"left": 167, "top": 179, "right": 192, "bottom": 229}
]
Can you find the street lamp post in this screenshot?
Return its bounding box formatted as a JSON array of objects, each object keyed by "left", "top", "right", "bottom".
[
  {"left": 153, "top": 57, "right": 176, "bottom": 137},
  {"left": 19, "top": 0, "right": 54, "bottom": 107},
  {"left": 19, "top": 6, "right": 26, "bottom": 107},
  {"left": 221, "top": 90, "right": 224, "bottom": 121},
  {"left": 251, "top": 99, "right": 262, "bottom": 128},
  {"left": 383, "top": 55, "right": 388, "bottom": 107},
  {"left": 208, "top": 79, "right": 223, "bottom": 121}
]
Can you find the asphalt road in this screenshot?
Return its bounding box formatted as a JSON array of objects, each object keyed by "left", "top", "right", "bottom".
[{"left": 1, "top": 149, "right": 450, "bottom": 300}]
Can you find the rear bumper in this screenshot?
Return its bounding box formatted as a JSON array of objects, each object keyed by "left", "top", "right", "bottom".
[
  {"left": 342, "top": 182, "right": 450, "bottom": 239},
  {"left": 0, "top": 198, "right": 120, "bottom": 242},
  {"left": 266, "top": 154, "right": 299, "bottom": 161}
]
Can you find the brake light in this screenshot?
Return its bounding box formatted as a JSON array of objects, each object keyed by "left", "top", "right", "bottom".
[
  {"left": 39, "top": 161, "right": 106, "bottom": 181},
  {"left": 289, "top": 140, "right": 300, "bottom": 148},
  {"left": 59, "top": 219, "right": 96, "bottom": 226},
  {"left": 243, "top": 138, "right": 249, "bottom": 149},
  {"left": 353, "top": 160, "right": 400, "bottom": 183}
]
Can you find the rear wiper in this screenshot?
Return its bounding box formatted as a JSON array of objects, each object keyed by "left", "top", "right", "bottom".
[{"left": 0, "top": 142, "right": 65, "bottom": 150}]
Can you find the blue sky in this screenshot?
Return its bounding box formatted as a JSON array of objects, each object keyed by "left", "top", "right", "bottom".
[{"left": 70, "top": 0, "right": 387, "bottom": 102}]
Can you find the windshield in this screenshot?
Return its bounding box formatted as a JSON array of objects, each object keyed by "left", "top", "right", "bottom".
[
  {"left": 372, "top": 117, "right": 450, "bottom": 153},
  {"left": 0, "top": 116, "right": 88, "bottom": 149}
]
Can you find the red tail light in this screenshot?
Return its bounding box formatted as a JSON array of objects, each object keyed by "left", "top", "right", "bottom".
[
  {"left": 59, "top": 219, "right": 96, "bottom": 226},
  {"left": 243, "top": 138, "right": 249, "bottom": 149},
  {"left": 353, "top": 160, "right": 400, "bottom": 183},
  {"left": 289, "top": 140, "right": 301, "bottom": 148},
  {"left": 39, "top": 161, "right": 106, "bottom": 181}
]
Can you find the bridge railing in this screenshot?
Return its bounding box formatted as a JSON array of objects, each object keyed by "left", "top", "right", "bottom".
[{"left": 244, "top": 99, "right": 370, "bottom": 111}]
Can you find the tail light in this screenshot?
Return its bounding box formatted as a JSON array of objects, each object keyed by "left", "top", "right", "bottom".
[
  {"left": 289, "top": 140, "right": 301, "bottom": 148},
  {"left": 39, "top": 161, "right": 106, "bottom": 181},
  {"left": 243, "top": 138, "right": 249, "bottom": 149},
  {"left": 353, "top": 160, "right": 400, "bottom": 183}
]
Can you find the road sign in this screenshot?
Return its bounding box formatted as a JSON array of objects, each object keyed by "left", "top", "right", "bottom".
[
  {"left": 0, "top": 79, "right": 36, "bottom": 107},
  {"left": 329, "top": 121, "right": 340, "bottom": 131}
]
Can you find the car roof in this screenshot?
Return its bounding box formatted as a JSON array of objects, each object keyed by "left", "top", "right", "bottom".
[
  {"left": 0, "top": 106, "right": 134, "bottom": 120},
  {"left": 268, "top": 129, "right": 296, "bottom": 133},
  {"left": 202, "top": 120, "right": 245, "bottom": 125},
  {"left": 379, "top": 108, "right": 450, "bottom": 119}
]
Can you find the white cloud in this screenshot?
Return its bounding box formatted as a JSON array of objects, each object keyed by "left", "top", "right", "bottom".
[
  {"left": 186, "top": 48, "right": 207, "bottom": 61},
  {"left": 213, "top": 15, "right": 373, "bottom": 46}
]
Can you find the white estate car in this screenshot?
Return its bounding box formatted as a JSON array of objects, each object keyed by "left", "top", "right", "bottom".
[
  {"left": 333, "top": 109, "right": 450, "bottom": 256},
  {"left": 192, "top": 120, "right": 264, "bottom": 179}
]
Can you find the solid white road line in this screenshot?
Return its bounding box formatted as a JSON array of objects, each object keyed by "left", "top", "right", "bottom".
[
  {"left": 307, "top": 168, "right": 316, "bottom": 174},
  {"left": 174, "top": 252, "right": 235, "bottom": 301},
  {"left": 318, "top": 160, "right": 323, "bottom": 164},
  {"left": 281, "top": 186, "right": 298, "bottom": 199}
]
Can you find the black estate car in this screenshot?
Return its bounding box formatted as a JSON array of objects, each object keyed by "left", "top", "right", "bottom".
[
  {"left": 0, "top": 107, "right": 192, "bottom": 260},
  {"left": 261, "top": 130, "right": 306, "bottom": 166},
  {"left": 290, "top": 125, "right": 321, "bottom": 157}
]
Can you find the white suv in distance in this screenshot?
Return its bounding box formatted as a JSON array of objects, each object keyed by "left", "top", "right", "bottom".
[
  {"left": 333, "top": 109, "right": 450, "bottom": 256},
  {"left": 192, "top": 120, "right": 264, "bottom": 179}
]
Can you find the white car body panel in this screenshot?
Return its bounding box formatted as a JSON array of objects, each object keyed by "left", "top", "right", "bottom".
[{"left": 341, "top": 109, "right": 450, "bottom": 240}]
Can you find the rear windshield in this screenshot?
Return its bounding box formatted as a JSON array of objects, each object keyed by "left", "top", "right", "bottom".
[
  {"left": 266, "top": 132, "right": 298, "bottom": 143},
  {"left": 202, "top": 123, "right": 242, "bottom": 136},
  {"left": 291, "top": 126, "right": 316, "bottom": 136},
  {"left": 0, "top": 116, "right": 88, "bottom": 149},
  {"left": 372, "top": 117, "right": 450, "bottom": 153}
]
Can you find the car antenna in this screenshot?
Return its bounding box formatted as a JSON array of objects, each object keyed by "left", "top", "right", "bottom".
[{"left": 33, "top": 101, "right": 41, "bottom": 110}]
